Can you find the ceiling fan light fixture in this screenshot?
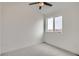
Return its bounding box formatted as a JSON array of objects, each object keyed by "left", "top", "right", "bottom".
[
  {"left": 38, "top": 2, "right": 44, "bottom": 7},
  {"left": 29, "top": 2, "right": 53, "bottom": 10}
]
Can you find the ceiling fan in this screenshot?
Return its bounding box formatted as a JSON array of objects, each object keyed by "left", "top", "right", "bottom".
[{"left": 29, "top": 2, "right": 53, "bottom": 10}]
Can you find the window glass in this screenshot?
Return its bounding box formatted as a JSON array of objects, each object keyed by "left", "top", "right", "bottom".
[
  {"left": 48, "top": 17, "right": 53, "bottom": 32},
  {"left": 55, "top": 16, "right": 62, "bottom": 32}
]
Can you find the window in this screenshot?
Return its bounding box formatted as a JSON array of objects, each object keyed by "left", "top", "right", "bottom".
[
  {"left": 46, "top": 16, "right": 62, "bottom": 32},
  {"left": 47, "top": 17, "right": 53, "bottom": 32},
  {"left": 55, "top": 16, "right": 62, "bottom": 32}
]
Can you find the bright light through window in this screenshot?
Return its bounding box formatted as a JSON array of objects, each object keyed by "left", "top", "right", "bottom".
[
  {"left": 48, "top": 17, "right": 53, "bottom": 32},
  {"left": 55, "top": 16, "right": 62, "bottom": 32}
]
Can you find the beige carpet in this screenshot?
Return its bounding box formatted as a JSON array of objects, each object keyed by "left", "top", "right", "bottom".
[{"left": 2, "top": 43, "right": 76, "bottom": 56}]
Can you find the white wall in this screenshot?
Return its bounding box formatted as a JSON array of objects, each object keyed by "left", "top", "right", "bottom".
[
  {"left": 0, "top": 4, "right": 2, "bottom": 55},
  {"left": 44, "top": 7, "right": 79, "bottom": 54},
  {"left": 1, "top": 3, "right": 43, "bottom": 53}
]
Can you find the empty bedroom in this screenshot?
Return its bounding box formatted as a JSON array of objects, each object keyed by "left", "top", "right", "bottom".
[{"left": 0, "top": 2, "right": 79, "bottom": 56}]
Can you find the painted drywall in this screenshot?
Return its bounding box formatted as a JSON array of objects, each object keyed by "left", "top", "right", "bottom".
[
  {"left": 0, "top": 4, "right": 2, "bottom": 55},
  {"left": 44, "top": 7, "right": 79, "bottom": 54},
  {"left": 1, "top": 3, "right": 43, "bottom": 54}
]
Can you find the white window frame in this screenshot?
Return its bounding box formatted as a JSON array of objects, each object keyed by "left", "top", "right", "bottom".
[{"left": 45, "top": 16, "right": 62, "bottom": 32}]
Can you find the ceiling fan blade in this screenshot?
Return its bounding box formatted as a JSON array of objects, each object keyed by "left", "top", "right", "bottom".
[
  {"left": 29, "top": 2, "right": 39, "bottom": 5},
  {"left": 44, "top": 2, "right": 53, "bottom": 6}
]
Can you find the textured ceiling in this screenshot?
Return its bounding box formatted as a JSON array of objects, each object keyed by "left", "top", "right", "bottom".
[{"left": 1, "top": 2, "right": 79, "bottom": 15}]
